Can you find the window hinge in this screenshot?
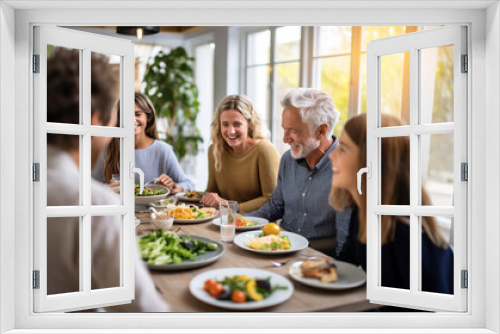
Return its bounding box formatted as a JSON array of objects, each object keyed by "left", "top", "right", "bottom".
[
  {"left": 33, "top": 54, "right": 40, "bottom": 73},
  {"left": 33, "top": 163, "right": 40, "bottom": 182},
  {"left": 33, "top": 270, "right": 40, "bottom": 289},
  {"left": 461, "top": 54, "right": 468, "bottom": 73},
  {"left": 461, "top": 270, "right": 468, "bottom": 289},
  {"left": 461, "top": 162, "right": 468, "bottom": 181}
]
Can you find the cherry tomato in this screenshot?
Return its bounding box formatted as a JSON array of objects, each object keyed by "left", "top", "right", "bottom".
[
  {"left": 231, "top": 290, "right": 247, "bottom": 303},
  {"left": 209, "top": 282, "right": 224, "bottom": 298},
  {"left": 203, "top": 279, "right": 217, "bottom": 292}
]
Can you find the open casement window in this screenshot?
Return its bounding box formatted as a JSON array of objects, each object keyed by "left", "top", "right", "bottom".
[
  {"left": 365, "top": 26, "right": 467, "bottom": 312},
  {"left": 33, "top": 26, "right": 137, "bottom": 312}
]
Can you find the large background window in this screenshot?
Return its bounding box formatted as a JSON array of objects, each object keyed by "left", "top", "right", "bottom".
[
  {"left": 245, "top": 26, "right": 417, "bottom": 149},
  {"left": 245, "top": 25, "right": 451, "bottom": 239}
]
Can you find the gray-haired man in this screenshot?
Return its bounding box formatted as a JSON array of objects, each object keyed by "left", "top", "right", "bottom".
[{"left": 248, "top": 88, "right": 351, "bottom": 256}]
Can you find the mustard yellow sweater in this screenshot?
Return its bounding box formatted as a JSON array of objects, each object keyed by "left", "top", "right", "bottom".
[{"left": 206, "top": 140, "right": 280, "bottom": 214}]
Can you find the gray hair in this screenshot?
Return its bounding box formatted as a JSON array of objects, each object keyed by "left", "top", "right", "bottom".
[{"left": 281, "top": 88, "right": 339, "bottom": 136}]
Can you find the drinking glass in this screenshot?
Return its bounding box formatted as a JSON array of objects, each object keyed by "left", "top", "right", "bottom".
[
  {"left": 220, "top": 200, "right": 237, "bottom": 243},
  {"left": 110, "top": 174, "right": 120, "bottom": 187}
]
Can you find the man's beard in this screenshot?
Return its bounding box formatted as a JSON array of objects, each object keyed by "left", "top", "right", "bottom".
[{"left": 290, "top": 137, "right": 320, "bottom": 159}]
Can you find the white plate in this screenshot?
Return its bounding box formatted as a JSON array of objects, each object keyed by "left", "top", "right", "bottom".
[
  {"left": 134, "top": 185, "right": 170, "bottom": 205},
  {"left": 176, "top": 191, "right": 206, "bottom": 203},
  {"left": 211, "top": 216, "right": 268, "bottom": 231},
  {"left": 234, "top": 230, "right": 309, "bottom": 255},
  {"left": 289, "top": 260, "right": 366, "bottom": 290},
  {"left": 174, "top": 211, "right": 219, "bottom": 224},
  {"left": 144, "top": 235, "right": 225, "bottom": 271},
  {"left": 189, "top": 267, "right": 294, "bottom": 310}
]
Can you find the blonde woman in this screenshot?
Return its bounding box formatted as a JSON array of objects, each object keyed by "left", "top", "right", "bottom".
[
  {"left": 200, "top": 95, "right": 280, "bottom": 214},
  {"left": 329, "top": 113, "right": 453, "bottom": 294}
]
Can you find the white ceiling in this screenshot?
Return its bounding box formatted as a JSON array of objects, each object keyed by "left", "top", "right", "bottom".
[{"left": 4, "top": 0, "right": 497, "bottom": 10}]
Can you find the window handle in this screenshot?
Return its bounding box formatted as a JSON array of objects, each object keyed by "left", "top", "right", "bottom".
[
  {"left": 357, "top": 162, "right": 371, "bottom": 195},
  {"left": 129, "top": 162, "right": 144, "bottom": 194}
]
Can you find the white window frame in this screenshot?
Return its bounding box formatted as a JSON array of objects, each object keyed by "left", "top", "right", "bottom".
[
  {"left": 32, "top": 25, "right": 136, "bottom": 312},
  {"left": 365, "top": 25, "right": 467, "bottom": 312},
  {"left": 1, "top": 2, "right": 497, "bottom": 333}
]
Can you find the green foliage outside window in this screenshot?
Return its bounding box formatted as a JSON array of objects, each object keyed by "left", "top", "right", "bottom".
[{"left": 143, "top": 47, "right": 203, "bottom": 161}]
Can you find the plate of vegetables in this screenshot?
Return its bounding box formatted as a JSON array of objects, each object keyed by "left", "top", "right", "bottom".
[
  {"left": 189, "top": 268, "right": 293, "bottom": 310},
  {"left": 176, "top": 190, "right": 206, "bottom": 203},
  {"left": 132, "top": 184, "right": 170, "bottom": 205},
  {"left": 166, "top": 204, "right": 218, "bottom": 224},
  {"left": 211, "top": 216, "right": 268, "bottom": 231},
  {"left": 234, "top": 224, "right": 309, "bottom": 254},
  {"left": 138, "top": 230, "right": 225, "bottom": 271}
]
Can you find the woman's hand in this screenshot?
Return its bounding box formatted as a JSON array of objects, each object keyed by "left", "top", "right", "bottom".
[
  {"left": 155, "top": 174, "right": 183, "bottom": 195},
  {"left": 200, "top": 193, "right": 226, "bottom": 208}
]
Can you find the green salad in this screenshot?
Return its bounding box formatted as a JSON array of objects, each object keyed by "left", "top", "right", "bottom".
[
  {"left": 135, "top": 184, "right": 167, "bottom": 196},
  {"left": 138, "top": 230, "right": 218, "bottom": 265}
]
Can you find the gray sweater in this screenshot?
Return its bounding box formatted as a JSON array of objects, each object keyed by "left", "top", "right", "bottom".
[
  {"left": 92, "top": 139, "right": 195, "bottom": 191},
  {"left": 135, "top": 140, "right": 195, "bottom": 191}
]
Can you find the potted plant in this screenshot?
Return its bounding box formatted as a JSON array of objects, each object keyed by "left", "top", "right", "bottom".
[{"left": 143, "top": 46, "right": 203, "bottom": 160}]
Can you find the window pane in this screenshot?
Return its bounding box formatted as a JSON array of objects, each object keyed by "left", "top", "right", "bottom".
[
  {"left": 247, "top": 30, "right": 271, "bottom": 65},
  {"left": 420, "top": 216, "right": 454, "bottom": 295},
  {"left": 91, "top": 215, "right": 121, "bottom": 290},
  {"left": 380, "top": 215, "right": 410, "bottom": 291},
  {"left": 47, "top": 135, "right": 81, "bottom": 206},
  {"left": 380, "top": 52, "right": 410, "bottom": 126},
  {"left": 314, "top": 26, "right": 352, "bottom": 56},
  {"left": 381, "top": 136, "right": 410, "bottom": 206},
  {"left": 421, "top": 133, "right": 454, "bottom": 206},
  {"left": 420, "top": 45, "right": 454, "bottom": 124},
  {"left": 91, "top": 52, "right": 121, "bottom": 127},
  {"left": 360, "top": 54, "right": 368, "bottom": 114},
  {"left": 47, "top": 217, "right": 81, "bottom": 295},
  {"left": 276, "top": 26, "right": 301, "bottom": 62},
  {"left": 362, "top": 26, "right": 407, "bottom": 51},
  {"left": 312, "top": 56, "right": 350, "bottom": 136},
  {"left": 47, "top": 45, "right": 81, "bottom": 124},
  {"left": 274, "top": 62, "right": 300, "bottom": 154},
  {"left": 91, "top": 136, "right": 122, "bottom": 204},
  {"left": 246, "top": 65, "right": 271, "bottom": 133}
]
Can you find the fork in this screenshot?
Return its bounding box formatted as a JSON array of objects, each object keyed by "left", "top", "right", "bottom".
[{"left": 270, "top": 256, "right": 318, "bottom": 268}]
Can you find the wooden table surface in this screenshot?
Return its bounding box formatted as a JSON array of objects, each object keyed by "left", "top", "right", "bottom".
[{"left": 136, "top": 211, "right": 378, "bottom": 312}]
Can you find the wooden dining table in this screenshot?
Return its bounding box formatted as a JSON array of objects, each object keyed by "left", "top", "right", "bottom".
[{"left": 135, "top": 210, "right": 380, "bottom": 312}]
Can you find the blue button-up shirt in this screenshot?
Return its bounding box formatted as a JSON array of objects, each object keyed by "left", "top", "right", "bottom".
[{"left": 248, "top": 136, "right": 351, "bottom": 241}]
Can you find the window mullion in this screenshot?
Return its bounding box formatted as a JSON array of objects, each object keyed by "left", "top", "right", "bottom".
[
  {"left": 409, "top": 46, "right": 420, "bottom": 295},
  {"left": 349, "top": 26, "right": 363, "bottom": 117},
  {"left": 300, "top": 26, "right": 313, "bottom": 87},
  {"left": 81, "top": 48, "right": 92, "bottom": 295},
  {"left": 269, "top": 28, "right": 276, "bottom": 142}
]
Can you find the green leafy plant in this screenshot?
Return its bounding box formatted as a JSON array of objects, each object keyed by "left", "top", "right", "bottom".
[{"left": 143, "top": 47, "right": 203, "bottom": 160}]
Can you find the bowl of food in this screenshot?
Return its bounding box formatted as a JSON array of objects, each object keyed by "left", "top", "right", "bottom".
[
  {"left": 134, "top": 184, "right": 170, "bottom": 205},
  {"left": 150, "top": 209, "right": 174, "bottom": 231}
]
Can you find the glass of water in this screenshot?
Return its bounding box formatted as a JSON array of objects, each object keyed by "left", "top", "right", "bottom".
[{"left": 219, "top": 200, "right": 238, "bottom": 243}]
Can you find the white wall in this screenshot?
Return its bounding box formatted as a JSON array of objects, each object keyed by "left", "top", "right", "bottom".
[
  {"left": 0, "top": 2, "right": 16, "bottom": 333},
  {"left": 485, "top": 2, "right": 500, "bottom": 333},
  {"left": 6, "top": 5, "right": 497, "bottom": 332}
]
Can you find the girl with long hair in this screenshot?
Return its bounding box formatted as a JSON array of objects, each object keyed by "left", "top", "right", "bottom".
[
  {"left": 101, "top": 92, "right": 194, "bottom": 194},
  {"left": 329, "top": 113, "right": 453, "bottom": 294}
]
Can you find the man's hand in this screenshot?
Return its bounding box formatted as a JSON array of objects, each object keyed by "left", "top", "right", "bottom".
[
  {"left": 155, "top": 174, "right": 183, "bottom": 194},
  {"left": 200, "top": 192, "right": 226, "bottom": 208}
]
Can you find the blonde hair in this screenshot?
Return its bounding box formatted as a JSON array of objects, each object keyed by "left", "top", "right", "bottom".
[
  {"left": 210, "top": 95, "right": 267, "bottom": 171},
  {"left": 329, "top": 113, "right": 447, "bottom": 248}
]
